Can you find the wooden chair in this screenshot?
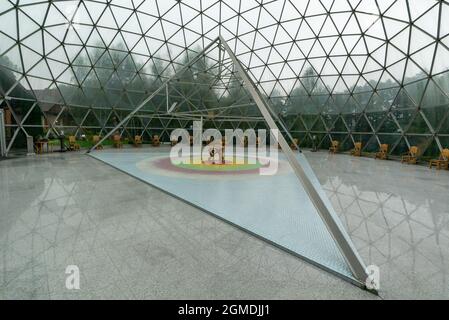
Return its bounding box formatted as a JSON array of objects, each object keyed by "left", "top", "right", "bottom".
[
  {"left": 329, "top": 140, "right": 339, "bottom": 154},
  {"left": 34, "top": 141, "right": 45, "bottom": 154},
  {"left": 92, "top": 135, "right": 103, "bottom": 150},
  {"left": 375, "top": 144, "right": 389, "bottom": 160},
  {"left": 351, "top": 142, "right": 362, "bottom": 157},
  {"left": 113, "top": 134, "right": 123, "bottom": 148},
  {"left": 68, "top": 135, "right": 80, "bottom": 151},
  {"left": 290, "top": 138, "right": 299, "bottom": 150},
  {"left": 429, "top": 148, "right": 449, "bottom": 170},
  {"left": 401, "top": 146, "right": 419, "bottom": 164},
  {"left": 133, "top": 135, "right": 142, "bottom": 147},
  {"left": 152, "top": 135, "right": 161, "bottom": 147}
]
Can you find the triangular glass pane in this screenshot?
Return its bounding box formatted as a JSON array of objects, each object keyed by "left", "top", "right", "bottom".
[
  {"left": 67, "top": 106, "right": 89, "bottom": 126},
  {"left": 393, "top": 89, "right": 416, "bottom": 110},
  {"left": 421, "top": 80, "right": 449, "bottom": 109},
  {"left": 438, "top": 136, "right": 449, "bottom": 151},
  {"left": 390, "top": 137, "right": 408, "bottom": 156},
  {"left": 363, "top": 135, "right": 380, "bottom": 153},
  {"left": 436, "top": 111, "right": 449, "bottom": 134},
  {"left": 403, "top": 79, "right": 428, "bottom": 106},
  {"left": 290, "top": 116, "right": 307, "bottom": 132},
  {"left": 301, "top": 114, "right": 319, "bottom": 130},
  {"left": 93, "top": 108, "right": 110, "bottom": 127},
  {"left": 311, "top": 117, "right": 327, "bottom": 132},
  {"left": 105, "top": 111, "right": 121, "bottom": 128},
  {"left": 421, "top": 138, "right": 441, "bottom": 160},
  {"left": 354, "top": 114, "right": 373, "bottom": 133},
  {"left": 332, "top": 116, "right": 348, "bottom": 132},
  {"left": 82, "top": 109, "right": 101, "bottom": 128},
  {"left": 406, "top": 112, "right": 431, "bottom": 134},
  {"left": 377, "top": 113, "right": 400, "bottom": 133},
  {"left": 61, "top": 107, "right": 79, "bottom": 126},
  {"left": 365, "top": 111, "right": 386, "bottom": 132}
]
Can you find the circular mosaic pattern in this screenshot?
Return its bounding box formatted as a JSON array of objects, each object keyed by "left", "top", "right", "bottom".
[
  {"left": 174, "top": 156, "right": 265, "bottom": 173},
  {"left": 136, "top": 153, "right": 290, "bottom": 179},
  {"left": 156, "top": 156, "right": 267, "bottom": 175}
]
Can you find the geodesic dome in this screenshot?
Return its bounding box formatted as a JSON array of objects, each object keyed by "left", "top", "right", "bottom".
[{"left": 1, "top": 0, "right": 448, "bottom": 156}]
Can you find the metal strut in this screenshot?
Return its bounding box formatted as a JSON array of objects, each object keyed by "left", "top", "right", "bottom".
[{"left": 218, "top": 36, "right": 368, "bottom": 286}]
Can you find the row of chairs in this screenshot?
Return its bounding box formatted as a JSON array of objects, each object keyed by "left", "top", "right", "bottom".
[
  {"left": 89, "top": 135, "right": 300, "bottom": 150},
  {"left": 67, "top": 134, "right": 449, "bottom": 170},
  {"left": 68, "top": 134, "right": 161, "bottom": 151},
  {"left": 111, "top": 134, "right": 161, "bottom": 148},
  {"left": 328, "top": 140, "right": 449, "bottom": 169},
  {"left": 92, "top": 134, "right": 264, "bottom": 149},
  {"left": 84, "top": 135, "right": 301, "bottom": 149},
  {"left": 329, "top": 141, "right": 390, "bottom": 160}
]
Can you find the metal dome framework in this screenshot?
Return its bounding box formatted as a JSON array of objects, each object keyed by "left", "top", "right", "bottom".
[{"left": 0, "top": 0, "right": 449, "bottom": 156}]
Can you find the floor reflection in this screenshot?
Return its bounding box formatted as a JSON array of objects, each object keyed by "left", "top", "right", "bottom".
[
  {"left": 308, "top": 151, "right": 449, "bottom": 299},
  {"left": 0, "top": 150, "right": 448, "bottom": 299}
]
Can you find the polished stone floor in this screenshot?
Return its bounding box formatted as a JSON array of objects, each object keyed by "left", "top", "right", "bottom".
[
  {"left": 89, "top": 150, "right": 359, "bottom": 283},
  {"left": 0, "top": 149, "right": 448, "bottom": 299}
]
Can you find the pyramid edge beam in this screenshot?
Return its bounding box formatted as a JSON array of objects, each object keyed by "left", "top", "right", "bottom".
[
  {"left": 87, "top": 35, "right": 372, "bottom": 291},
  {"left": 0, "top": 109, "right": 6, "bottom": 157},
  {"left": 218, "top": 36, "right": 371, "bottom": 289}
]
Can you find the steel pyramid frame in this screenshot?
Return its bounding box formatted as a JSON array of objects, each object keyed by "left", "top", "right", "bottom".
[{"left": 91, "top": 36, "right": 371, "bottom": 288}]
